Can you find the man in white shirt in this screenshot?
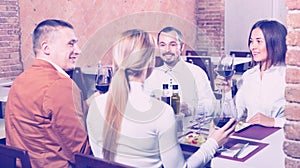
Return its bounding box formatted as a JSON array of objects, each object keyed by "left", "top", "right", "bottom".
[{"left": 144, "top": 26, "right": 216, "bottom": 116}]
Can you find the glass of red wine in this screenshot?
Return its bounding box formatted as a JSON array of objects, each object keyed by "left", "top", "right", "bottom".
[
  {"left": 214, "top": 54, "right": 236, "bottom": 128},
  {"left": 95, "top": 65, "right": 112, "bottom": 94},
  {"left": 216, "top": 54, "right": 235, "bottom": 80}
]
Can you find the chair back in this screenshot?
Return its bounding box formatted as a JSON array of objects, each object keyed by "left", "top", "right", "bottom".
[
  {"left": 185, "top": 56, "right": 215, "bottom": 90},
  {"left": 0, "top": 144, "right": 31, "bottom": 168},
  {"left": 75, "top": 153, "right": 133, "bottom": 168},
  {"left": 67, "top": 67, "right": 88, "bottom": 100},
  {"left": 186, "top": 50, "right": 208, "bottom": 56}
]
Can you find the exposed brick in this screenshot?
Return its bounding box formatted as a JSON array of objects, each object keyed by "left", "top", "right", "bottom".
[
  {"left": 0, "top": 47, "right": 19, "bottom": 53},
  {"left": 285, "top": 103, "right": 300, "bottom": 121},
  {"left": 286, "top": 0, "right": 300, "bottom": 10},
  {"left": 285, "top": 157, "right": 300, "bottom": 168},
  {"left": 195, "top": 0, "right": 224, "bottom": 57},
  {"left": 0, "top": 70, "right": 21, "bottom": 78},
  {"left": 285, "top": 121, "right": 300, "bottom": 140},
  {"left": 0, "top": 11, "right": 18, "bottom": 17},
  {"left": 286, "top": 85, "right": 300, "bottom": 102},
  {"left": 286, "top": 30, "right": 300, "bottom": 46},
  {"left": 0, "top": 0, "right": 21, "bottom": 80},
  {"left": 0, "top": 1, "right": 17, "bottom": 6},
  {"left": 0, "top": 35, "right": 19, "bottom": 41},
  {"left": 286, "top": 50, "right": 300, "bottom": 66},
  {"left": 287, "top": 13, "right": 300, "bottom": 29},
  {"left": 286, "top": 67, "right": 300, "bottom": 84},
  {"left": 283, "top": 140, "right": 300, "bottom": 158}
]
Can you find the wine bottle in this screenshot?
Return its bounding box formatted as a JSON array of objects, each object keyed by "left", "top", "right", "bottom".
[
  {"left": 161, "top": 84, "right": 170, "bottom": 105},
  {"left": 171, "top": 84, "right": 180, "bottom": 115}
]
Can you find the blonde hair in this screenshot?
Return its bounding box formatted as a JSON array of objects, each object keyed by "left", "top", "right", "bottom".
[{"left": 102, "top": 29, "right": 155, "bottom": 161}]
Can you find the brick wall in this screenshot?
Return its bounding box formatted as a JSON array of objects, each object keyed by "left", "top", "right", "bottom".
[
  {"left": 284, "top": 0, "right": 300, "bottom": 167},
  {"left": 195, "top": 0, "right": 224, "bottom": 57},
  {"left": 0, "top": 0, "right": 22, "bottom": 80}
]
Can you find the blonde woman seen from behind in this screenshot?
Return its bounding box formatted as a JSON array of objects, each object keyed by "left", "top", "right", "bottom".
[{"left": 87, "top": 29, "right": 236, "bottom": 168}]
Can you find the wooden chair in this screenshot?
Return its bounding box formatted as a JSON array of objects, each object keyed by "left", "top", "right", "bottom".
[
  {"left": 185, "top": 56, "right": 215, "bottom": 91},
  {"left": 0, "top": 144, "right": 32, "bottom": 168},
  {"left": 75, "top": 153, "right": 133, "bottom": 168},
  {"left": 67, "top": 67, "right": 88, "bottom": 100}
]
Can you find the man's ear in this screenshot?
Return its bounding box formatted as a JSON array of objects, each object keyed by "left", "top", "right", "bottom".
[
  {"left": 41, "top": 41, "right": 50, "bottom": 55},
  {"left": 179, "top": 43, "right": 185, "bottom": 55}
]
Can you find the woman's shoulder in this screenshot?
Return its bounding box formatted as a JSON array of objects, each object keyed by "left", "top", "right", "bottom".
[
  {"left": 88, "top": 93, "right": 108, "bottom": 113},
  {"left": 151, "top": 98, "right": 175, "bottom": 117}
]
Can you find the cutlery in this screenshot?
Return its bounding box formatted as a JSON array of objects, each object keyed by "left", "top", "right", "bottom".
[{"left": 233, "top": 142, "right": 249, "bottom": 158}]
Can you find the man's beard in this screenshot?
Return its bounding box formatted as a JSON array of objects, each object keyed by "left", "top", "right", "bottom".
[{"left": 162, "top": 51, "right": 178, "bottom": 66}]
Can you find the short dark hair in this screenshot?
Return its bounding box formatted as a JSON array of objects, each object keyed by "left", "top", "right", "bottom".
[
  {"left": 32, "top": 19, "right": 74, "bottom": 55},
  {"left": 248, "top": 20, "right": 287, "bottom": 66},
  {"left": 157, "top": 26, "right": 183, "bottom": 45}
]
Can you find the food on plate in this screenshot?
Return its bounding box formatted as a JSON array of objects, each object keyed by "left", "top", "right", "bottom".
[{"left": 181, "top": 132, "right": 207, "bottom": 146}]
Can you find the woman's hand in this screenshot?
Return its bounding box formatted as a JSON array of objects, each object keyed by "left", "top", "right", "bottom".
[
  {"left": 215, "top": 75, "right": 232, "bottom": 93},
  {"left": 208, "top": 118, "right": 237, "bottom": 146},
  {"left": 247, "top": 113, "right": 275, "bottom": 127}
]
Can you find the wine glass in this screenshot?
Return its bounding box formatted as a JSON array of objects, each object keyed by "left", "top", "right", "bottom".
[
  {"left": 212, "top": 97, "right": 237, "bottom": 128},
  {"left": 195, "top": 104, "right": 210, "bottom": 134},
  {"left": 190, "top": 100, "right": 213, "bottom": 134},
  {"left": 215, "top": 54, "right": 235, "bottom": 80},
  {"left": 95, "top": 65, "right": 112, "bottom": 94},
  {"left": 214, "top": 54, "right": 236, "bottom": 128}
]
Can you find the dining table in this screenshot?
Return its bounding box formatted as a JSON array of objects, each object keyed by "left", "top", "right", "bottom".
[{"left": 179, "top": 116, "right": 285, "bottom": 168}]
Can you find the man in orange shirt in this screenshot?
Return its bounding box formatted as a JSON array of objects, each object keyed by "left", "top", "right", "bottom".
[{"left": 5, "top": 19, "right": 91, "bottom": 168}]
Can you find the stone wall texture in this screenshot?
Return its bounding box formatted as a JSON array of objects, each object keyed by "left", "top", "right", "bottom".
[
  {"left": 285, "top": 0, "right": 300, "bottom": 167},
  {"left": 0, "top": 0, "right": 22, "bottom": 80}
]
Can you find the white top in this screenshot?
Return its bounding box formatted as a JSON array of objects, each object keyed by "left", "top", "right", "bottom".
[
  {"left": 226, "top": 65, "right": 286, "bottom": 127},
  {"left": 144, "top": 58, "right": 216, "bottom": 116},
  {"left": 87, "top": 81, "right": 219, "bottom": 168}
]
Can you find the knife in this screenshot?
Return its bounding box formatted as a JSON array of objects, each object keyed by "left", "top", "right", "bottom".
[{"left": 233, "top": 143, "right": 249, "bottom": 158}]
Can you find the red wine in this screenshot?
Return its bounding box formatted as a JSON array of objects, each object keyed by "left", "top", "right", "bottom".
[
  {"left": 217, "top": 70, "right": 234, "bottom": 78},
  {"left": 213, "top": 117, "right": 231, "bottom": 127},
  {"left": 96, "top": 84, "right": 109, "bottom": 93}
]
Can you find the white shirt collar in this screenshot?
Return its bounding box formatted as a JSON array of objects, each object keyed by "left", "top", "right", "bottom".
[{"left": 37, "top": 58, "right": 70, "bottom": 78}]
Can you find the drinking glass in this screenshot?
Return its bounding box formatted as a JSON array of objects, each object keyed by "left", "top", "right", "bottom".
[
  {"left": 95, "top": 65, "right": 112, "bottom": 94},
  {"left": 215, "top": 54, "right": 235, "bottom": 80},
  {"left": 213, "top": 54, "right": 236, "bottom": 127},
  {"left": 212, "top": 98, "right": 237, "bottom": 128},
  {"left": 190, "top": 100, "right": 213, "bottom": 134},
  {"left": 195, "top": 104, "right": 209, "bottom": 133}
]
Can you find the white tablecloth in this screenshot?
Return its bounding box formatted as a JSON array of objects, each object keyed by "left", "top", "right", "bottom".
[
  {"left": 211, "top": 128, "right": 284, "bottom": 168},
  {"left": 0, "top": 119, "right": 5, "bottom": 139}
]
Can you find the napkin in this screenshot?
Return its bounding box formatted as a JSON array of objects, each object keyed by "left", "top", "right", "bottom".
[{"left": 221, "top": 143, "right": 259, "bottom": 159}]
